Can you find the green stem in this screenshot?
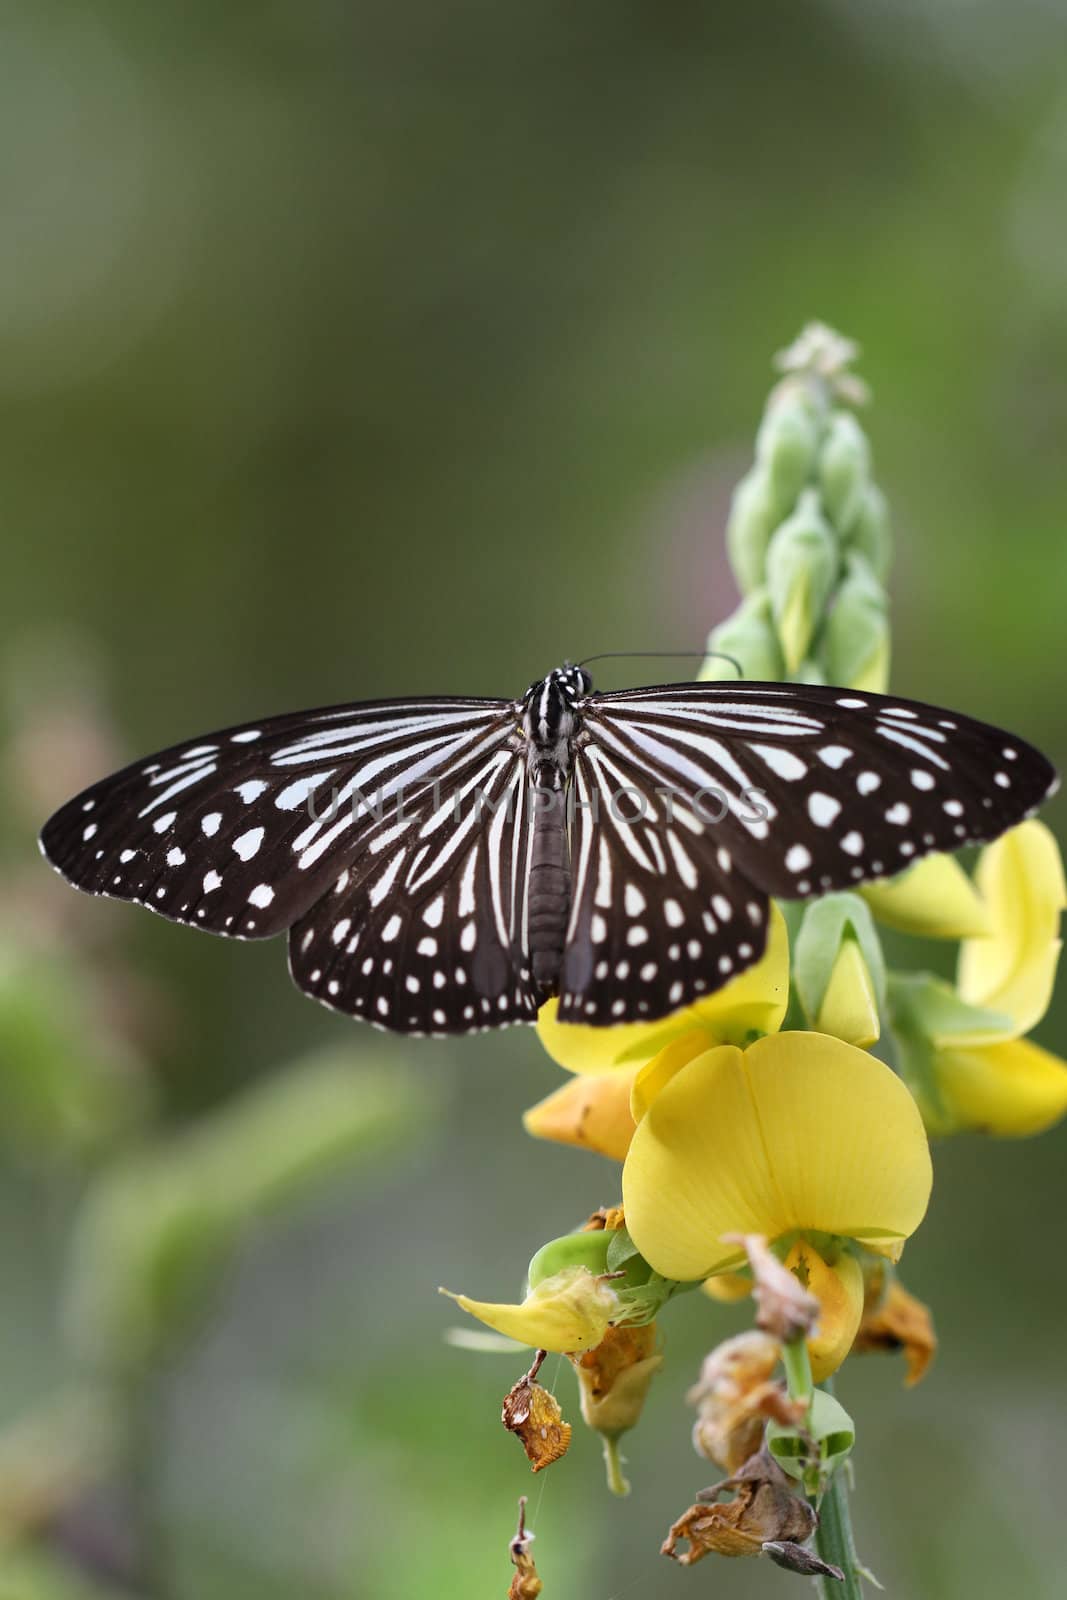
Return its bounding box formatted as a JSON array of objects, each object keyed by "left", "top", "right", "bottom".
[
  {"left": 812, "top": 1377, "right": 863, "bottom": 1598},
  {"left": 601, "top": 1435, "right": 630, "bottom": 1497},
  {"left": 814, "top": 1462, "right": 863, "bottom": 1598},
  {"left": 781, "top": 1334, "right": 814, "bottom": 1411}
]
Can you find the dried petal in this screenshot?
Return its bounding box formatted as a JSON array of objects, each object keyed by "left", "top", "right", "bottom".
[
  {"left": 664, "top": 1450, "right": 817, "bottom": 1567},
  {"left": 688, "top": 1331, "right": 803, "bottom": 1473},
  {"left": 502, "top": 1353, "right": 572, "bottom": 1473},
  {"left": 724, "top": 1234, "right": 820, "bottom": 1343},
  {"left": 508, "top": 1498, "right": 543, "bottom": 1599},
  {"left": 855, "top": 1277, "right": 937, "bottom": 1386}
]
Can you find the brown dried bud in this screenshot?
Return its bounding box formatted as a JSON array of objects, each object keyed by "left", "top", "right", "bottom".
[
  {"left": 581, "top": 1205, "right": 626, "bottom": 1232},
  {"left": 723, "top": 1233, "right": 820, "bottom": 1342},
  {"left": 764, "top": 1541, "right": 844, "bottom": 1579},
  {"left": 688, "top": 1331, "right": 804, "bottom": 1473},
  {"left": 663, "top": 1450, "right": 817, "bottom": 1567},
  {"left": 502, "top": 1352, "right": 572, "bottom": 1473},
  {"left": 507, "top": 1498, "right": 543, "bottom": 1599},
  {"left": 854, "top": 1276, "right": 937, "bottom": 1387}
]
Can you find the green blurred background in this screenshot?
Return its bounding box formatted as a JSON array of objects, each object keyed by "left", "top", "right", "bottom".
[{"left": 2, "top": 3, "right": 1066, "bottom": 1596}]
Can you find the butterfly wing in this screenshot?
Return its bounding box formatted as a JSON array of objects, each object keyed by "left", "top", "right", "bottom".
[
  {"left": 557, "top": 743, "right": 771, "bottom": 1023},
  {"left": 557, "top": 681, "right": 1057, "bottom": 1022},
  {"left": 39, "top": 697, "right": 519, "bottom": 940},
  {"left": 288, "top": 743, "right": 539, "bottom": 1034}
]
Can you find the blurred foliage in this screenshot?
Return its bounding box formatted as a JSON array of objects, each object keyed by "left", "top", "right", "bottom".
[{"left": 2, "top": 2, "right": 1067, "bottom": 1597}]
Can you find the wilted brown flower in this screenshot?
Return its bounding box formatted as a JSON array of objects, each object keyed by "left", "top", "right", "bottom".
[
  {"left": 855, "top": 1275, "right": 937, "bottom": 1386},
  {"left": 688, "top": 1331, "right": 804, "bottom": 1473},
  {"left": 663, "top": 1450, "right": 819, "bottom": 1567},
  {"left": 581, "top": 1205, "right": 626, "bottom": 1232},
  {"left": 502, "top": 1351, "right": 572, "bottom": 1473}
]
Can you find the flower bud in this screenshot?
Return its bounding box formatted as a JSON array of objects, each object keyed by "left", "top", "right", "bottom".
[
  {"left": 792, "top": 894, "right": 886, "bottom": 1040},
  {"left": 846, "top": 482, "right": 892, "bottom": 580},
  {"left": 725, "top": 468, "right": 780, "bottom": 595},
  {"left": 765, "top": 490, "right": 838, "bottom": 671},
  {"left": 755, "top": 390, "right": 820, "bottom": 514},
  {"left": 814, "top": 938, "right": 881, "bottom": 1049},
  {"left": 700, "top": 591, "right": 784, "bottom": 683},
  {"left": 818, "top": 410, "right": 871, "bottom": 535},
  {"left": 821, "top": 552, "right": 890, "bottom": 694}
]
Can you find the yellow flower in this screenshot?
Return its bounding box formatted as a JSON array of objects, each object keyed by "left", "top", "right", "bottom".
[
  {"left": 621, "top": 1033, "right": 931, "bottom": 1374},
  {"left": 890, "top": 822, "right": 1067, "bottom": 1137},
  {"left": 440, "top": 1265, "right": 620, "bottom": 1354}
]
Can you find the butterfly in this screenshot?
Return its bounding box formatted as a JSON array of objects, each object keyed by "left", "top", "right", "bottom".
[{"left": 39, "top": 665, "right": 1057, "bottom": 1037}]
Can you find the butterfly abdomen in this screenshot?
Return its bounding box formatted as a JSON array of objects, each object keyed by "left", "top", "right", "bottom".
[{"left": 527, "top": 775, "right": 570, "bottom": 994}]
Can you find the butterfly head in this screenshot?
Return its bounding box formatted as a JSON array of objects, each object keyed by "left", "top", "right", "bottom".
[{"left": 521, "top": 663, "right": 593, "bottom": 759}]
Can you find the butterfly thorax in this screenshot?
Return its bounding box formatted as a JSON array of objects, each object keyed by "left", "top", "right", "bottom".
[
  {"left": 521, "top": 665, "right": 592, "bottom": 993},
  {"left": 520, "top": 664, "right": 592, "bottom": 781}
]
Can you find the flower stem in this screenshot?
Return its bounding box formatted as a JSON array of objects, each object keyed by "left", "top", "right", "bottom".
[
  {"left": 814, "top": 1461, "right": 863, "bottom": 1598},
  {"left": 813, "top": 1377, "right": 863, "bottom": 1598},
  {"left": 781, "top": 1334, "right": 814, "bottom": 1411},
  {"left": 601, "top": 1435, "right": 630, "bottom": 1497}
]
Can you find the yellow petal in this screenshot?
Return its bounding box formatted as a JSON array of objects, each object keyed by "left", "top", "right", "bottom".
[
  {"left": 631, "top": 1032, "right": 715, "bottom": 1123},
  {"left": 860, "top": 854, "right": 991, "bottom": 940},
  {"left": 523, "top": 1070, "right": 638, "bottom": 1161},
  {"left": 815, "top": 939, "right": 880, "bottom": 1049},
  {"left": 702, "top": 1272, "right": 753, "bottom": 1305},
  {"left": 783, "top": 1240, "right": 864, "bottom": 1382},
  {"left": 535, "top": 904, "right": 789, "bottom": 1076},
  {"left": 439, "top": 1265, "right": 618, "bottom": 1354},
  {"left": 622, "top": 1033, "right": 932, "bottom": 1282},
  {"left": 958, "top": 821, "right": 1066, "bottom": 1037},
  {"left": 932, "top": 1036, "right": 1067, "bottom": 1137}
]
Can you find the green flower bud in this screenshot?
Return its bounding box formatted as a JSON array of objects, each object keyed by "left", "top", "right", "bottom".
[
  {"left": 756, "top": 391, "right": 820, "bottom": 514},
  {"left": 792, "top": 894, "right": 887, "bottom": 1025},
  {"left": 818, "top": 411, "right": 871, "bottom": 536},
  {"left": 699, "top": 590, "right": 784, "bottom": 682},
  {"left": 725, "top": 468, "right": 780, "bottom": 595},
  {"left": 527, "top": 1229, "right": 652, "bottom": 1293},
  {"left": 846, "top": 482, "right": 892, "bottom": 581},
  {"left": 765, "top": 489, "right": 838, "bottom": 672},
  {"left": 821, "top": 553, "right": 890, "bottom": 693}
]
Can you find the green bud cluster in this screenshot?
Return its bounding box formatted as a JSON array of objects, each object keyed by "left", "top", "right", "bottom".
[{"left": 702, "top": 324, "right": 891, "bottom": 690}]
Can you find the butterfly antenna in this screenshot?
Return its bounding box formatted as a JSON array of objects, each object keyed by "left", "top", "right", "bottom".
[{"left": 577, "top": 649, "right": 744, "bottom": 679}]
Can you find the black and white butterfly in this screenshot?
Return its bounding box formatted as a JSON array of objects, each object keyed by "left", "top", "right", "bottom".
[{"left": 40, "top": 665, "right": 1057, "bottom": 1036}]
